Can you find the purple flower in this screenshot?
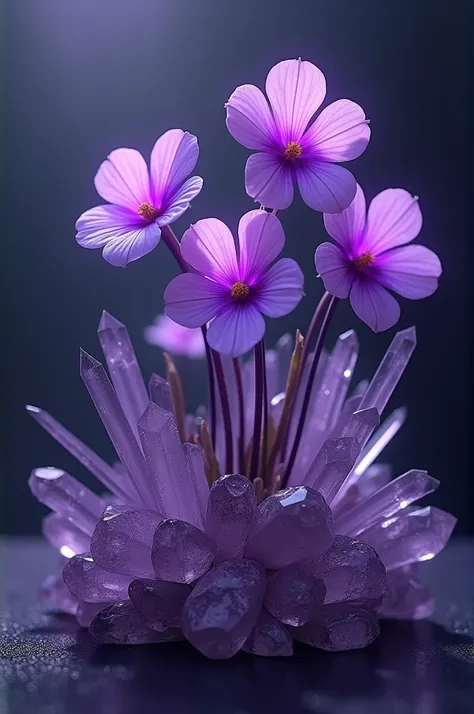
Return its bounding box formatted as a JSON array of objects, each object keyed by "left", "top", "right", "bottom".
[
  {"left": 76, "top": 130, "right": 203, "bottom": 267},
  {"left": 164, "top": 210, "right": 304, "bottom": 356},
  {"left": 144, "top": 314, "right": 205, "bottom": 359},
  {"left": 315, "top": 185, "right": 442, "bottom": 332},
  {"left": 226, "top": 58, "right": 370, "bottom": 213}
]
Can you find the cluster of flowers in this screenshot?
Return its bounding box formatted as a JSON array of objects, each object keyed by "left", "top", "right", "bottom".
[{"left": 29, "top": 59, "right": 454, "bottom": 659}]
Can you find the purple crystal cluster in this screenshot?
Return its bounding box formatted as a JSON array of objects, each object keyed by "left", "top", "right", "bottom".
[{"left": 28, "top": 312, "right": 456, "bottom": 658}]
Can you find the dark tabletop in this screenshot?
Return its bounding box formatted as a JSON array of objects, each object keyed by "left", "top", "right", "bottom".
[{"left": 0, "top": 538, "right": 473, "bottom": 714}]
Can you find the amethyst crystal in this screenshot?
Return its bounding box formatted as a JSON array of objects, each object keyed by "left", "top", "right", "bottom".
[{"left": 28, "top": 315, "right": 456, "bottom": 658}]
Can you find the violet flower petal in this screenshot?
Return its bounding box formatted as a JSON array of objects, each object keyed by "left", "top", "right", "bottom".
[
  {"left": 364, "top": 189, "right": 422, "bottom": 255},
  {"left": 302, "top": 99, "right": 371, "bottom": 162},
  {"left": 375, "top": 245, "right": 442, "bottom": 299},
  {"left": 245, "top": 152, "right": 294, "bottom": 209},
  {"left": 350, "top": 278, "right": 401, "bottom": 333},
  {"left": 315, "top": 243, "right": 352, "bottom": 299},
  {"left": 297, "top": 160, "right": 357, "bottom": 213},
  {"left": 323, "top": 184, "right": 367, "bottom": 253},
  {"left": 180, "top": 218, "right": 239, "bottom": 284},
  {"left": 101, "top": 223, "right": 161, "bottom": 267},
  {"left": 164, "top": 273, "right": 226, "bottom": 328},
  {"left": 237, "top": 210, "right": 285, "bottom": 281},
  {"left": 149, "top": 129, "right": 199, "bottom": 207},
  {"left": 254, "top": 259, "right": 304, "bottom": 318},
  {"left": 94, "top": 148, "right": 151, "bottom": 210},
  {"left": 206, "top": 304, "right": 265, "bottom": 357},
  {"left": 156, "top": 175, "right": 203, "bottom": 226},
  {"left": 75, "top": 204, "right": 146, "bottom": 250},
  {"left": 226, "top": 84, "right": 276, "bottom": 151}
]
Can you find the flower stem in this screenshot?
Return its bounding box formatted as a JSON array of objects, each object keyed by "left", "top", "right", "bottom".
[
  {"left": 250, "top": 340, "right": 265, "bottom": 482},
  {"left": 212, "top": 349, "right": 234, "bottom": 474},
  {"left": 282, "top": 296, "right": 338, "bottom": 487},
  {"left": 233, "top": 358, "right": 245, "bottom": 475},
  {"left": 260, "top": 350, "right": 269, "bottom": 485},
  {"left": 160, "top": 225, "right": 189, "bottom": 273},
  {"left": 202, "top": 325, "right": 217, "bottom": 448}
]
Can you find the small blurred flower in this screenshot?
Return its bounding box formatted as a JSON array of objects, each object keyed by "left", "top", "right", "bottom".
[
  {"left": 164, "top": 210, "right": 304, "bottom": 357},
  {"left": 76, "top": 130, "right": 203, "bottom": 267},
  {"left": 144, "top": 314, "right": 205, "bottom": 359},
  {"left": 226, "top": 58, "right": 370, "bottom": 213},
  {"left": 315, "top": 185, "right": 441, "bottom": 332}
]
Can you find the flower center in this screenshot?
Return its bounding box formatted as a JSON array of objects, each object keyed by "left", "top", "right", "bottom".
[
  {"left": 283, "top": 141, "right": 303, "bottom": 160},
  {"left": 138, "top": 202, "right": 159, "bottom": 221},
  {"left": 230, "top": 281, "right": 250, "bottom": 302},
  {"left": 353, "top": 252, "right": 375, "bottom": 269}
]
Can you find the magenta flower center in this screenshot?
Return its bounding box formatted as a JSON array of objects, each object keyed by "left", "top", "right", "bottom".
[
  {"left": 353, "top": 252, "right": 375, "bottom": 269},
  {"left": 283, "top": 141, "right": 303, "bottom": 160},
  {"left": 138, "top": 202, "right": 159, "bottom": 222},
  {"left": 230, "top": 281, "right": 250, "bottom": 302}
]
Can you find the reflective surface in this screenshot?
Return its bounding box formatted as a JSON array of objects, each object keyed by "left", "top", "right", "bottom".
[{"left": 1, "top": 539, "right": 473, "bottom": 714}]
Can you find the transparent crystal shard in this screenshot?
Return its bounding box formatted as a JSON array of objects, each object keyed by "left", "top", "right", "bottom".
[
  {"left": 148, "top": 373, "right": 174, "bottom": 413},
  {"left": 90, "top": 505, "right": 162, "bottom": 579},
  {"left": 304, "top": 438, "right": 361, "bottom": 504},
  {"left": 329, "top": 394, "right": 362, "bottom": 438},
  {"left": 291, "top": 604, "right": 380, "bottom": 651},
  {"left": 331, "top": 463, "right": 393, "bottom": 520},
  {"left": 264, "top": 565, "right": 326, "bottom": 626},
  {"left": 341, "top": 407, "right": 379, "bottom": 447},
  {"left": 357, "top": 327, "right": 416, "bottom": 415},
  {"left": 378, "top": 565, "right": 435, "bottom": 620},
  {"left": 275, "top": 332, "right": 293, "bottom": 395},
  {"left": 128, "top": 579, "right": 191, "bottom": 631},
  {"left": 29, "top": 467, "right": 104, "bottom": 535},
  {"left": 97, "top": 311, "right": 149, "bottom": 437},
  {"left": 152, "top": 519, "right": 216, "bottom": 584},
  {"left": 243, "top": 610, "right": 293, "bottom": 657},
  {"left": 42, "top": 513, "right": 90, "bottom": 558},
  {"left": 26, "top": 405, "right": 133, "bottom": 502},
  {"left": 182, "top": 559, "right": 266, "bottom": 659},
  {"left": 335, "top": 470, "right": 440, "bottom": 537},
  {"left": 244, "top": 486, "right": 334, "bottom": 569},
  {"left": 138, "top": 402, "right": 201, "bottom": 525},
  {"left": 265, "top": 349, "right": 279, "bottom": 404},
  {"left": 352, "top": 407, "right": 407, "bottom": 478},
  {"left": 40, "top": 573, "right": 78, "bottom": 615},
  {"left": 182, "top": 443, "right": 209, "bottom": 528},
  {"left": 305, "top": 535, "right": 387, "bottom": 604},
  {"left": 89, "top": 601, "right": 182, "bottom": 645},
  {"left": 205, "top": 474, "right": 256, "bottom": 563},
  {"left": 327, "top": 330, "right": 359, "bottom": 431},
  {"left": 360, "top": 506, "right": 457, "bottom": 571},
  {"left": 80, "top": 349, "right": 150, "bottom": 504},
  {"left": 76, "top": 601, "right": 108, "bottom": 628},
  {"left": 63, "top": 553, "right": 131, "bottom": 602}
]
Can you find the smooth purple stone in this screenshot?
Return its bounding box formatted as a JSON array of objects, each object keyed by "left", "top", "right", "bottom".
[
  {"left": 305, "top": 535, "right": 387, "bottom": 604},
  {"left": 182, "top": 559, "right": 266, "bottom": 659},
  {"left": 29, "top": 467, "right": 104, "bottom": 535},
  {"left": 182, "top": 443, "right": 209, "bottom": 527},
  {"left": 265, "top": 565, "right": 326, "bottom": 626},
  {"left": 205, "top": 474, "right": 257, "bottom": 563},
  {"left": 129, "top": 579, "right": 191, "bottom": 631},
  {"left": 243, "top": 610, "right": 293, "bottom": 657},
  {"left": 42, "top": 513, "right": 91, "bottom": 557},
  {"left": 76, "top": 601, "right": 109, "bottom": 627},
  {"left": 378, "top": 565, "right": 435, "bottom": 620},
  {"left": 90, "top": 505, "right": 162, "bottom": 579},
  {"left": 40, "top": 573, "right": 78, "bottom": 615},
  {"left": 63, "top": 553, "right": 131, "bottom": 603},
  {"left": 291, "top": 604, "right": 380, "bottom": 651},
  {"left": 244, "top": 486, "right": 334, "bottom": 570},
  {"left": 152, "top": 519, "right": 216, "bottom": 584},
  {"left": 89, "top": 601, "right": 182, "bottom": 645},
  {"left": 360, "top": 506, "right": 457, "bottom": 571}
]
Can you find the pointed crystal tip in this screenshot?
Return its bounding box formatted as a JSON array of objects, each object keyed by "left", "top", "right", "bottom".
[
  {"left": 138, "top": 401, "right": 172, "bottom": 432},
  {"left": 98, "top": 310, "right": 125, "bottom": 333},
  {"left": 395, "top": 325, "right": 417, "bottom": 345},
  {"left": 338, "top": 329, "right": 358, "bottom": 344},
  {"left": 26, "top": 404, "right": 41, "bottom": 414},
  {"left": 79, "top": 348, "right": 102, "bottom": 373},
  {"left": 353, "top": 407, "right": 379, "bottom": 427}
]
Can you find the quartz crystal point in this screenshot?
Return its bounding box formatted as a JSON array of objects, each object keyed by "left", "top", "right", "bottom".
[
  {"left": 128, "top": 579, "right": 191, "bottom": 631},
  {"left": 326, "top": 330, "right": 359, "bottom": 432},
  {"left": 89, "top": 601, "right": 182, "bottom": 645},
  {"left": 304, "top": 437, "right": 360, "bottom": 503},
  {"left": 26, "top": 405, "right": 132, "bottom": 502},
  {"left": 292, "top": 604, "right": 380, "bottom": 651},
  {"left": 90, "top": 505, "right": 162, "bottom": 579},
  {"left": 264, "top": 565, "right": 327, "bottom": 626},
  {"left": 148, "top": 373, "right": 174, "bottom": 413},
  {"left": 341, "top": 407, "right": 379, "bottom": 448},
  {"left": 182, "top": 443, "right": 209, "bottom": 527},
  {"left": 378, "top": 565, "right": 435, "bottom": 620},
  {"left": 76, "top": 601, "right": 109, "bottom": 628},
  {"left": 335, "top": 470, "right": 439, "bottom": 537},
  {"left": 331, "top": 463, "right": 393, "bottom": 519},
  {"left": 305, "top": 536, "right": 387, "bottom": 604},
  {"left": 152, "top": 519, "right": 216, "bottom": 584},
  {"left": 358, "top": 327, "right": 416, "bottom": 415},
  {"left": 361, "top": 506, "right": 456, "bottom": 571},
  {"left": 29, "top": 467, "right": 104, "bottom": 535},
  {"left": 244, "top": 486, "right": 334, "bottom": 569},
  {"left": 275, "top": 333, "right": 293, "bottom": 394},
  {"left": 182, "top": 559, "right": 266, "bottom": 659},
  {"left": 138, "top": 402, "right": 202, "bottom": 526},
  {"left": 63, "top": 553, "right": 131, "bottom": 602},
  {"left": 352, "top": 407, "right": 407, "bottom": 478},
  {"left": 42, "top": 513, "right": 90, "bottom": 557},
  {"left": 40, "top": 573, "right": 78, "bottom": 615},
  {"left": 243, "top": 610, "right": 293, "bottom": 657},
  {"left": 79, "top": 349, "right": 149, "bottom": 504},
  {"left": 97, "top": 311, "right": 149, "bottom": 437},
  {"left": 205, "top": 474, "right": 257, "bottom": 562}
]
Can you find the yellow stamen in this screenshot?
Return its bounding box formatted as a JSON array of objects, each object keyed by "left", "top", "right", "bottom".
[
  {"left": 138, "top": 202, "right": 159, "bottom": 221},
  {"left": 284, "top": 141, "right": 303, "bottom": 160},
  {"left": 354, "top": 252, "right": 375, "bottom": 269},
  {"left": 231, "top": 281, "right": 250, "bottom": 301}
]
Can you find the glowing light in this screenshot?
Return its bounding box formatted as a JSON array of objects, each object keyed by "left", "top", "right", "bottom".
[
  {"left": 59, "top": 545, "right": 75, "bottom": 559},
  {"left": 419, "top": 552, "right": 435, "bottom": 561},
  {"left": 353, "top": 407, "right": 407, "bottom": 477},
  {"left": 343, "top": 369, "right": 352, "bottom": 378},
  {"left": 399, "top": 500, "right": 409, "bottom": 509}
]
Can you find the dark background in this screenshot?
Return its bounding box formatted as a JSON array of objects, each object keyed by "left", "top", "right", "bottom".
[{"left": 2, "top": 0, "right": 471, "bottom": 534}]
